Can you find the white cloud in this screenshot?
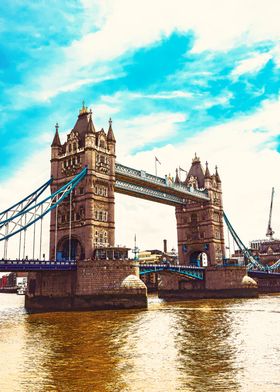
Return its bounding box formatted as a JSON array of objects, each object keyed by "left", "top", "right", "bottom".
[
  {"left": 231, "top": 52, "right": 272, "bottom": 78},
  {"left": 195, "top": 91, "right": 233, "bottom": 109},
  {"left": 116, "top": 111, "right": 187, "bottom": 157},
  {"left": 139, "top": 91, "right": 193, "bottom": 100},
  {"left": 15, "top": 0, "right": 280, "bottom": 103},
  {"left": 73, "top": 0, "right": 280, "bottom": 59}
]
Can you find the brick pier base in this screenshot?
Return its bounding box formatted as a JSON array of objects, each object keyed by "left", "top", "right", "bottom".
[
  {"left": 158, "top": 266, "right": 258, "bottom": 300},
  {"left": 25, "top": 260, "right": 147, "bottom": 313}
]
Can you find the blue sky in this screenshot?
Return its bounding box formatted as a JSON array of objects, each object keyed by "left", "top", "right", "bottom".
[{"left": 1, "top": 0, "right": 280, "bottom": 251}]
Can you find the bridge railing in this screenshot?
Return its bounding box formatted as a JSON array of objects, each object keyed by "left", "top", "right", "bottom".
[
  {"left": 0, "top": 259, "right": 77, "bottom": 271},
  {"left": 115, "top": 163, "right": 209, "bottom": 200},
  {"left": 116, "top": 180, "right": 186, "bottom": 205}
]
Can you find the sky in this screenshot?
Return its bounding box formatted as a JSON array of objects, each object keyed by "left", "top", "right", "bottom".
[{"left": 1, "top": 0, "right": 280, "bottom": 258}]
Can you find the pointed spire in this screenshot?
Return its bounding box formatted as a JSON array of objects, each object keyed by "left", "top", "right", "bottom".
[
  {"left": 86, "top": 111, "right": 95, "bottom": 134},
  {"left": 79, "top": 100, "right": 89, "bottom": 116},
  {"left": 107, "top": 117, "right": 116, "bottom": 142},
  {"left": 51, "top": 123, "right": 61, "bottom": 147},
  {"left": 192, "top": 152, "right": 200, "bottom": 163},
  {"left": 215, "top": 165, "right": 221, "bottom": 183},
  {"left": 175, "top": 168, "right": 180, "bottom": 183},
  {"left": 205, "top": 161, "right": 211, "bottom": 178}
]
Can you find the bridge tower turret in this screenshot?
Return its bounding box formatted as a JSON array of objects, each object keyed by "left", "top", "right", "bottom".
[
  {"left": 49, "top": 103, "right": 116, "bottom": 261},
  {"left": 176, "top": 155, "right": 225, "bottom": 266}
]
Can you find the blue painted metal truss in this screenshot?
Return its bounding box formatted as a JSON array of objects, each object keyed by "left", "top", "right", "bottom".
[
  {"left": 139, "top": 264, "right": 205, "bottom": 280},
  {"left": 223, "top": 212, "right": 280, "bottom": 272},
  {"left": 0, "top": 178, "right": 52, "bottom": 226},
  {"left": 248, "top": 270, "right": 280, "bottom": 279},
  {"left": 0, "top": 167, "right": 87, "bottom": 242}
]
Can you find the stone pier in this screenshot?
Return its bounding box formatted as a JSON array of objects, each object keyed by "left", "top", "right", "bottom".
[
  {"left": 158, "top": 266, "right": 258, "bottom": 300},
  {"left": 25, "top": 259, "right": 147, "bottom": 313}
]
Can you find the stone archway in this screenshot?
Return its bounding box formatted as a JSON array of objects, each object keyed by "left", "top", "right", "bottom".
[
  {"left": 57, "top": 235, "right": 84, "bottom": 261},
  {"left": 189, "top": 251, "right": 209, "bottom": 267}
]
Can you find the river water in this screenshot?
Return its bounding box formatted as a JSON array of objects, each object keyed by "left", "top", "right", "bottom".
[{"left": 0, "top": 294, "right": 279, "bottom": 392}]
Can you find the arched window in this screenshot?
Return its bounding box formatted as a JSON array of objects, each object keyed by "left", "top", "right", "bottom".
[{"left": 100, "top": 139, "right": 105, "bottom": 149}]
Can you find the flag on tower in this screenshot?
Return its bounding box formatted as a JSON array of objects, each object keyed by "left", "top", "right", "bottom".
[
  {"left": 179, "top": 166, "right": 187, "bottom": 173},
  {"left": 155, "top": 156, "right": 161, "bottom": 165}
]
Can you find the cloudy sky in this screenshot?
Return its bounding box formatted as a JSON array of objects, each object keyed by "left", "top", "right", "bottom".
[{"left": 1, "top": 0, "right": 280, "bottom": 257}]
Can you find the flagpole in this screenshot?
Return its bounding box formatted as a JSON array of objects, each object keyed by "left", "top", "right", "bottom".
[{"left": 155, "top": 157, "right": 157, "bottom": 176}]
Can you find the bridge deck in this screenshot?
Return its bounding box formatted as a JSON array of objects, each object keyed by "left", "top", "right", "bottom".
[
  {"left": 0, "top": 260, "right": 77, "bottom": 272},
  {"left": 248, "top": 270, "right": 280, "bottom": 278}
]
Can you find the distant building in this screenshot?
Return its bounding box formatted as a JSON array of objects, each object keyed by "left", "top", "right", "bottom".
[
  {"left": 0, "top": 272, "right": 17, "bottom": 291},
  {"left": 250, "top": 239, "right": 280, "bottom": 266}
]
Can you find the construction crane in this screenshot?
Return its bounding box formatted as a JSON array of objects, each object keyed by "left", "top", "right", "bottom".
[{"left": 266, "top": 187, "right": 275, "bottom": 240}]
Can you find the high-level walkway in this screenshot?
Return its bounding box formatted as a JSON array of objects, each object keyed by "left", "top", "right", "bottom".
[{"left": 115, "top": 163, "right": 210, "bottom": 205}]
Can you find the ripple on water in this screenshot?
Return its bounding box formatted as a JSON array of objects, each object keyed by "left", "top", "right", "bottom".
[{"left": 0, "top": 294, "right": 279, "bottom": 391}]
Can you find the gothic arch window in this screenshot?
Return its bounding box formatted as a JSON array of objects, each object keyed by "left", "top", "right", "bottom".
[{"left": 100, "top": 139, "right": 106, "bottom": 149}]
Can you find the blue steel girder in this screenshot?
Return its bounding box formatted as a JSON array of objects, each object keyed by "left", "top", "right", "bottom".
[
  {"left": 115, "top": 163, "right": 209, "bottom": 204},
  {"left": 139, "top": 264, "right": 205, "bottom": 280},
  {"left": 248, "top": 270, "right": 280, "bottom": 279},
  {"left": 0, "top": 167, "right": 87, "bottom": 242},
  {"left": 0, "top": 178, "right": 52, "bottom": 226},
  {"left": 0, "top": 260, "right": 77, "bottom": 272}
]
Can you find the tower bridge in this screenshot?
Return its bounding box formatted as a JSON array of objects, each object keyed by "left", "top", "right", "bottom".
[{"left": 1, "top": 103, "right": 278, "bottom": 312}]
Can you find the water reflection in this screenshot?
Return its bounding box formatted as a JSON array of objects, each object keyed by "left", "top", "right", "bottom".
[{"left": 0, "top": 294, "right": 280, "bottom": 391}]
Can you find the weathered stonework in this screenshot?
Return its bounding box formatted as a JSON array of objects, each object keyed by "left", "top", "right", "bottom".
[
  {"left": 176, "top": 156, "right": 225, "bottom": 266},
  {"left": 25, "top": 260, "right": 147, "bottom": 313},
  {"left": 158, "top": 267, "right": 258, "bottom": 300},
  {"left": 50, "top": 105, "right": 116, "bottom": 261},
  {"left": 25, "top": 105, "right": 147, "bottom": 313}
]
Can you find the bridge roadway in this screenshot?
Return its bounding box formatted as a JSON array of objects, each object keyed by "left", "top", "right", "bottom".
[
  {"left": 115, "top": 163, "right": 210, "bottom": 206},
  {"left": 0, "top": 259, "right": 205, "bottom": 280},
  {"left": 1, "top": 259, "right": 279, "bottom": 281}
]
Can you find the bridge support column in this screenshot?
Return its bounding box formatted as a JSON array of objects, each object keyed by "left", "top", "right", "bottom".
[
  {"left": 176, "top": 156, "right": 226, "bottom": 266},
  {"left": 158, "top": 267, "right": 258, "bottom": 300},
  {"left": 25, "top": 260, "right": 147, "bottom": 313}
]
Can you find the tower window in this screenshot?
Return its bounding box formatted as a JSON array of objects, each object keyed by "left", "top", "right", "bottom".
[{"left": 100, "top": 140, "right": 105, "bottom": 149}]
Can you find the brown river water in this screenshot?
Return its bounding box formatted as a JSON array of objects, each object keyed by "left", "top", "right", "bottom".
[{"left": 0, "top": 293, "right": 279, "bottom": 392}]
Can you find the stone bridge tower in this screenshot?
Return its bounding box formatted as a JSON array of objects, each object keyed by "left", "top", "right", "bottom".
[
  {"left": 176, "top": 155, "right": 225, "bottom": 266},
  {"left": 49, "top": 104, "right": 116, "bottom": 261}
]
